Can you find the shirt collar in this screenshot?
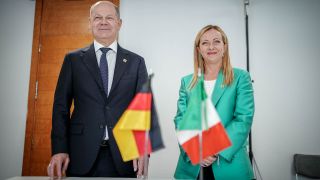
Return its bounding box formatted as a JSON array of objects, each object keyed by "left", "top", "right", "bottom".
[{"left": 94, "top": 40, "right": 118, "bottom": 53}]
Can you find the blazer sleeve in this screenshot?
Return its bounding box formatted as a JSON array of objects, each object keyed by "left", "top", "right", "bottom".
[
  {"left": 219, "top": 71, "right": 254, "bottom": 162},
  {"left": 174, "top": 78, "right": 191, "bottom": 162},
  {"left": 51, "top": 54, "right": 73, "bottom": 155}
]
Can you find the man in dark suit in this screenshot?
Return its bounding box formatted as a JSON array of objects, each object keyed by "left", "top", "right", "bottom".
[{"left": 47, "top": 1, "right": 149, "bottom": 178}]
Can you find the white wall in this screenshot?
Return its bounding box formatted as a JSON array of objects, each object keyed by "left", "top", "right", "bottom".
[
  {"left": 0, "top": 0, "right": 35, "bottom": 179},
  {"left": 119, "top": 0, "right": 247, "bottom": 178},
  {"left": 1, "top": 0, "right": 320, "bottom": 179},
  {"left": 250, "top": 0, "right": 320, "bottom": 179}
]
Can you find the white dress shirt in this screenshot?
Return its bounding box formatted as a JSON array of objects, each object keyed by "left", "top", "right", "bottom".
[
  {"left": 94, "top": 40, "right": 118, "bottom": 140},
  {"left": 94, "top": 40, "right": 117, "bottom": 96}
]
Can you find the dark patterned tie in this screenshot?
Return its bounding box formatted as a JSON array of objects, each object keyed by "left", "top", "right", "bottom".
[{"left": 99, "top": 48, "right": 111, "bottom": 96}]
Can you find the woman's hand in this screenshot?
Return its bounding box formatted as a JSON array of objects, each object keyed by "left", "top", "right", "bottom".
[{"left": 200, "top": 155, "right": 218, "bottom": 167}]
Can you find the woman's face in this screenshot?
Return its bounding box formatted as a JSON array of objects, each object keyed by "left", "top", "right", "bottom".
[{"left": 198, "top": 29, "right": 225, "bottom": 65}]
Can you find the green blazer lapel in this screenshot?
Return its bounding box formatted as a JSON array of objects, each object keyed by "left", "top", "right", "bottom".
[{"left": 212, "top": 70, "right": 226, "bottom": 106}]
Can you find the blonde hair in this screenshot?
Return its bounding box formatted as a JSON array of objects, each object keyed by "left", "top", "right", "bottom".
[{"left": 189, "top": 25, "right": 234, "bottom": 89}]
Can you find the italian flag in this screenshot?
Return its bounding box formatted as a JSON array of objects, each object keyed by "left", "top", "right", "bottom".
[
  {"left": 176, "top": 75, "right": 231, "bottom": 165},
  {"left": 113, "top": 76, "right": 164, "bottom": 162}
]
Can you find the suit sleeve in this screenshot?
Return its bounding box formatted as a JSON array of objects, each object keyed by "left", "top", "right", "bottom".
[
  {"left": 135, "top": 57, "right": 148, "bottom": 92},
  {"left": 51, "top": 54, "right": 73, "bottom": 155},
  {"left": 174, "top": 78, "right": 191, "bottom": 162},
  {"left": 219, "top": 71, "right": 254, "bottom": 162}
]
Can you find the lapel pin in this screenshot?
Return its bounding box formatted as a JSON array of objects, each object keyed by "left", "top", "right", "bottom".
[{"left": 123, "top": 59, "right": 127, "bottom": 63}]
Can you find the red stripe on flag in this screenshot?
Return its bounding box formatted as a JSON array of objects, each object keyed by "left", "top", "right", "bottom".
[
  {"left": 127, "top": 93, "right": 152, "bottom": 111},
  {"left": 133, "top": 130, "right": 152, "bottom": 156},
  {"left": 181, "top": 123, "right": 231, "bottom": 164},
  {"left": 202, "top": 123, "right": 231, "bottom": 158},
  {"left": 181, "top": 135, "right": 200, "bottom": 164}
]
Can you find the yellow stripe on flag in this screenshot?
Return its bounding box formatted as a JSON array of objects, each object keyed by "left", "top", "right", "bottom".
[
  {"left": 113, "top": 110, "right": 151, "bottom": 161},
  {"left": 113, "top": 122, "right": 139, "bottom": 161},
  {"left": 117, "top": 110, "right": 151, "bottom": 130}
]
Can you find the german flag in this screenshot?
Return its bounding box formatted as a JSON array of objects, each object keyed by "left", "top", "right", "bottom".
[{"left": 113, "top": 75, "right": 164, "bottom": 162}]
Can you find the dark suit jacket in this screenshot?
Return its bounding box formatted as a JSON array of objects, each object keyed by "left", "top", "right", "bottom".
[{"left": 51, "top": 43, "right": 148, "bottom": 176}]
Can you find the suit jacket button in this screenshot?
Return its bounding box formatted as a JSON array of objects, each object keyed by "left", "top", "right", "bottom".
[
  {"left": 99, "top": 124, "right": 104, "bottom": 129},
  {"left": 105, "top": 106, "right": 110, "bottom": 110}
]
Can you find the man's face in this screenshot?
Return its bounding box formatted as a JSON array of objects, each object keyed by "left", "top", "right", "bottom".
[{"left": 89, "top": 3, "right": 122, "bottom": 44}]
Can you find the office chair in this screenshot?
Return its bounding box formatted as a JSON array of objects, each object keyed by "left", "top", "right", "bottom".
[{"left": 294, "top": 154, "right": 320, "bottom": 180}]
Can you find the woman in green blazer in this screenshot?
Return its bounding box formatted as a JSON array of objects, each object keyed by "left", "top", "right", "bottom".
[{"left": 174, "top": 25, "right": 254, "bottom": 180}]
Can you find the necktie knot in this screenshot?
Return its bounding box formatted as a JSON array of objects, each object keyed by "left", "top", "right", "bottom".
[{"left": 100, "top": 47, "right": 111, "bottom": 54}]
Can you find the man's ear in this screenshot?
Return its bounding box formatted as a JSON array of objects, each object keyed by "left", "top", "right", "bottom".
[
  {"left": 88, "top": 17, "right": 92, "bottom": 30},
  {"left": 118, "top": 18, "right": 122, "bottom": 28}
]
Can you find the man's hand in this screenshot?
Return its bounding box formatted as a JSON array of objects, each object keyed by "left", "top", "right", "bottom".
[
  {"left": 200, "top": 155, "right": 217, "bottom": 167},
  {"left": 47, "top": 153, "right": 70, "bottom": 178},
  {"left": 133, "top": 156, "right": 149, "bottom": 178}
]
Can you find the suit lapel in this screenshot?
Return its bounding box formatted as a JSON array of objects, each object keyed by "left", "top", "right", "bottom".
[
  {"left": 80, "top": 44, "right": 104, "bottom": 92},
  {"left": 212, "top": 70, "right": 226, "bottom": 106},
  {"left": 109, "top": 45, "right": 129, "bottom": 97}
]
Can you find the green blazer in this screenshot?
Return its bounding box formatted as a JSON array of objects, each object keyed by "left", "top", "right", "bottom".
[{"left": 174, "top": 68, "right": 254, "bottom": 180}]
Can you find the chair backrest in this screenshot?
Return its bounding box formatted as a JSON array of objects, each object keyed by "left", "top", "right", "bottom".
[{"left": 294, "top": 154, "right": 320, "bottom": 179}]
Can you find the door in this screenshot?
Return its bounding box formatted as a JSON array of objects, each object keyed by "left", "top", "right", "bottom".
[{"left": 22, "top": 0, "right": 120, "bottom": 176}]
